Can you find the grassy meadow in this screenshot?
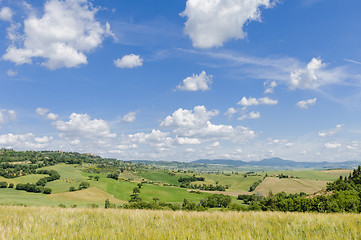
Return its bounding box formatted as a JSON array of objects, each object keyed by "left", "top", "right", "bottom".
[{"left": 0, "top": 206, "right": 360, "bottom": 239}]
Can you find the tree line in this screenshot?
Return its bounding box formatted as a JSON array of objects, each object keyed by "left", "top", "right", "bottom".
[{"left": 239, "top": 166, "right": 361, "bottom": 213}]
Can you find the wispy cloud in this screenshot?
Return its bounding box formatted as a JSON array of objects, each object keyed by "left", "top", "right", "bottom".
[{"left": 345, "top": 59, "right": 361, "bottom": 65}]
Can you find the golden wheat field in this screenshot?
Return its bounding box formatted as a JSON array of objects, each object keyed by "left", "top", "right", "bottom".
[{"left": 0, "top": 206, "right": 360, "bottom": 239}]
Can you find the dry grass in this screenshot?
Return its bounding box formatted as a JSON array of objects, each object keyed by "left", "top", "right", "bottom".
[
  {"left": 47, "top": 187, "right": 125, "bottom": 204},
  {"left": 255, "top": 177, "right": 329, "bottom": 196},
  {"left": 0, "top": 206, "right": 360, "bottom": 239}
]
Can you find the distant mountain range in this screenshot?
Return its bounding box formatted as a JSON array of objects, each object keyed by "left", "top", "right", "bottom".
[
  {"left": 191, "top": 157, "right": 361, "bottom": 169},
  {"left": 132, "top": 157, "right": 361, "bottom": 169}
]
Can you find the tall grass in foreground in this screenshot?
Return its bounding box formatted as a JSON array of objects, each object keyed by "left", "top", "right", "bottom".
[{"left": 0, "top": 206, "right": 360, "bottom": 239}]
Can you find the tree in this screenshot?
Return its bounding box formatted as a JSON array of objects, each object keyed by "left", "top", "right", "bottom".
[
  {"left": 0, "top": 182, "right": 7, "bottom": 188},
  {"left": 94, "top": 176, "right": 100, "bottom": 181},
  {"left": 129, "top": 187, "right": 141, "bottom": 202},
  {"left": 105, "top": 199, "right": 110, "bottom": 209},
  {"left": 79, "top": 181, "right": 90, "bottom": 190},
  {"left": 182, "top": 198, "right": 197, "bottom": 211},
  {"left": 43, "top": 188, "right": 52, "bottom": 194},
  {"left": 133, "top": 187, "right": 140, "bottom": 194},
  {"left": 69, "top": 186, "right": 76, "bottom": 192}
]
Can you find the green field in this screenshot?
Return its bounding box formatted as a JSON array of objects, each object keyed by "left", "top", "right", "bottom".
[
  {"left": 0, "top": 164, "right": 212, "bottom": 206},
  {"left": 138, "top": 171, "right": 264, "bottom": 192},
  {"left": 0, "top": 206, "right": 360, "bottom": 239},
  {"left": 137, "top": 171, "right": 188, "bottom": 186}
]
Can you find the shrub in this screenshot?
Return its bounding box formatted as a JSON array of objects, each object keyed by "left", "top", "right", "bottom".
[
  {"left": 43, "top": 188, "right": 52, "bottom": 194},
  {"left": 79, "top": 181, "right": 90, "bottom": 190}
]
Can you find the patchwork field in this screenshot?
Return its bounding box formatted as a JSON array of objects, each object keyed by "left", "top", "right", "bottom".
[{"left": 0, "top": 162, "right": 352, "bottom": 207}]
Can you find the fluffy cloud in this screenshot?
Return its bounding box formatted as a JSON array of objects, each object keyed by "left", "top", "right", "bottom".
[
  {"left": 0, "top": 109, "right": 16, "bottom": 127},
  {"left": 34, "top": 136, "right": 53, "bottom": 144},
  {"left": 175, "top": 137, "right": 201, "bottom": 145},
  {"left": 237, "top": 97, "right": 278, "bottom": 106},
  {"left": 6, "top": 69, "right": 17, "bottom": 77},
  {"left": 3, "top": 0, "right": 113, "bottom": 69},
  {"left": 319, "top": 124, "right": 343, "bottom": 137},
  {"left": 122, "top": 111, "right": 137, "bottom": 123},
  {"left": 46, "top": 113, "right": 59, "bottom": 120},
  {"left": 238, "top": 111, "right": 261, "bottom": 120},
  {"left": 0, "top": 7, "right": 13, "bottom": 21},
  {"left": 181, "top": 0, "right": 274, "bottom": 48},
  {"left": 264, "top": 81, "right": 277, "bottom": 94},
  {"left": 54, "top": 113, "right": 116, "bottom": 139},
  {"left": 161, "top": 105, "right": 218, "bottom": 129},
  {"left": 0, "top": 133, "right": 52, "bottom": 149},
  {"left": 296, "top": 98, "right": 317, "bottom": 109},
  {"left": 177, "top": 71, "right": 213, "bottom": 91},
  {"left": 324, "top": 143, "right": 341, "bottom": 149},
  {"left": 115, "top": 144, "right": 138, "bottom": 150},
  {"left": 161, "top": 105, "right": 255, "bottom": 141},
  {"left": 114, "top": 54, "right": 143, "bottom": 69},
  {"left": 35, "top": 107, "right": 49, "bottom": 116},
  {"left": 237, "top": 97, "right": 259, "bottom": 106},
  {"left": 289, "top": 58, "right": 344, "bottom": 90},
  {"left": 36, "top": 108, "right": 58, "bottom": 120},
  {"left": 225, "top": 107, "right": 238, "bottom": 118},
  {"left": 259, "top": 97, "right": 278, "bottom": 105},
  {"left": 128, "top": 130, "right": 173, "bottom": 148}
]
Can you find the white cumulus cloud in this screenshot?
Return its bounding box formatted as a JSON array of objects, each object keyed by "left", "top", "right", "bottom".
[
  {"left": 46, "top": 113, "right": 59, "bottom": 120},
  {"left": 237, "top": 96, "right": 278, "bottom": 106},
  {"left": 0, "top": 133, "right": 51, "bottom": 149},
  {"left": 181, "top": 0, "right": 274, "bottom": 48},
  {"left": 264, "top": 81, "right": 277, "bottom": 94},
  {"left": 114, "top": 54, "right": 143, "bottom": 69},
  {"left": 177, "top": 71, "right": 213, "bottom": 91},
  {"left": 0, "top": 7, "right": 13, "bottom": 21},
  {"left": 54, "top": 113, "right": 116, "bottom": 139},
  {"left": 289, "top": 58, "right": 344, "bottom": 90},
  {"left": 296, "top": 98, "right": 317, "bottom": 109},
  {"left": 6, "top": 69, "right": 17, "bottom": 77},
  {"left": 36, "top": 107, "right": 49, "bottom": 116},
  {"left": 175, "top": 136, "right": 201, "bottom": 145},
  {"left": 0, "top": 109, "right": 16, "bottom": 127},
  {"left": 225, "top": 107, "right": 239, "bottom": 118},
  {"left": 238, "top": 111, "right": 261, "bottom": 120},
  {"left": 3, "top": 0, "right": 113, "bottom": 69},
  {"left": 325, "top": 143, "right": 341, "bottom": 149},
  {"left": 161, "top": 105, "right": 256, "bottom": 141},
  {"left": 128, "top": 129, "right": 173, "bottom": 148},
  {"left": 116, "top": 144, "right": 138, "bottom": 150},
  {"left": 122, "top": 111, "right": 137, "bottom": 123},
  {"left": 161, "top": 105, "right": 218, "bottom": 129}
]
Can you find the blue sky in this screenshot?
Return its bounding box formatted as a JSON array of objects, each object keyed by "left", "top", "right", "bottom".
[{"left": 0, "top": 0, "right": 361, "bottom": 162}]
